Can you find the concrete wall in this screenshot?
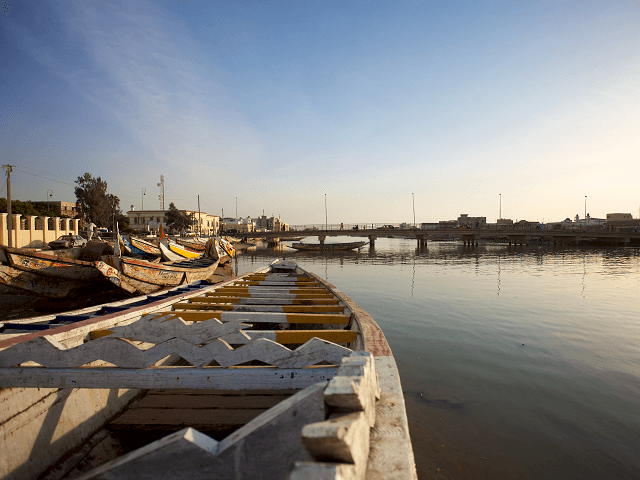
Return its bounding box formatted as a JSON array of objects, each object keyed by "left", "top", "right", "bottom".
[{"left": 0, "top": 214, "right": 79, "bottom": 248}]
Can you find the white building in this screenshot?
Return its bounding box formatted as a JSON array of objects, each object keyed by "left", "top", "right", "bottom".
[{"left": 127, "top": 208, "right": 219, "bottom": 236}]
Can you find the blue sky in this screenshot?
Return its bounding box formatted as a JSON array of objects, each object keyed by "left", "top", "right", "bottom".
[{"left": 1, "top": 0, "right": 639, "bottom": 225}]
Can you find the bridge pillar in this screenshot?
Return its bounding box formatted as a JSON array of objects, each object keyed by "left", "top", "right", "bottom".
[
  {"left": 369, "top": 235, "right": 376, "bottom": 248},
  {"left": 318, "top": 236, "right": 326, "bottom": 246}
]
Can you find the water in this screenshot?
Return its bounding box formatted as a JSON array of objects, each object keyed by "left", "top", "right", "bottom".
[{"left": 234, "top": 237, "right": 640, "bottom": 479}]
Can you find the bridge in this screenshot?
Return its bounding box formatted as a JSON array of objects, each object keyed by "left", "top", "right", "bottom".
[{"left": 232, "top": 223, "right": 640, "bottom": 248}]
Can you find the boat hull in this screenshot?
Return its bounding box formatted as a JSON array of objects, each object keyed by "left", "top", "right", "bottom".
[{"left": 289, "top": 241, "right": 368, "bottom": 251}]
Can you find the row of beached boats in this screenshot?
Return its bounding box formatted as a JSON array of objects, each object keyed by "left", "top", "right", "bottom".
[
  {"left": 0, "top": 234, "right": 236, "bottom": 298},
  {"left": 0, "top": 259, "right": 417, "bottom": 479}
]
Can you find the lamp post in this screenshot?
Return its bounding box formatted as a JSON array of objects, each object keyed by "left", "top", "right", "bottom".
[
  {"left": 141, "top": 188, "right": 146, "bottom": 232},
  {"left": 325, "top": 193, "right": 327, "bottom": 230},
  {"left": 499, "top": 193, "right": 502, "bottom": 221},
  {"left": 412, "top": 193, "right": 415, "bottom": 227},
  {"left": 236, "top": 197, "right": 238, "bottom": 220},
  {"left": 47, "top": 189, "right": 53, "bottom": 213},
  {"left": 585, "top": 196, "right": 587, "bottom": 228}
]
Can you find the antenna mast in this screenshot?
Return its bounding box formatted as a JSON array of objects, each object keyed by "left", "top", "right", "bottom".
[{"left": 157, "top": 175, "right": 165, "bottom": 211}]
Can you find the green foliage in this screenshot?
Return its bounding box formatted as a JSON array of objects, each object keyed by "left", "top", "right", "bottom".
[
  {"left": 75, "top": 173, "right": 122, "bottom": 227},
  {"left": 164, "top": 202, "right": 194, "bottom": 232},
  {"left": 0, "top": 198, "right": 57, "bottom": 216}
]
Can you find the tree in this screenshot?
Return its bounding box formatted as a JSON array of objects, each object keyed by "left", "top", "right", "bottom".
[
  {"left": 164, "top": 202, "right": 193, "bottom": 233},
  {"left": 0, "top": 199, "right": 56, "bottom": 216},
  {"left": 75, "top": 173, "right": 122, "bottom": 227}
]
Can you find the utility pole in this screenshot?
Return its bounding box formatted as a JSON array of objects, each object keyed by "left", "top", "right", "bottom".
[
  {"left": 412, "top": 193, "right": 415, "bottom": 227},
  {"left": 3, "top": 165, "right": 13, "bottom": 247},
  {"left": 198, "top": 195, "right": 201, "bottom": 237}
]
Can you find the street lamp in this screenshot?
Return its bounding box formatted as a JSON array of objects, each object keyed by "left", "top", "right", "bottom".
[
  {"left": 585, "top": 196, "right": 587, "bottom": 228},
  {"left": 412, "top": 193, "right": 415, "bottom": 227},
  {"left": 141, "top": 188, "right": 146, "bottom": 232},
  {"left": 499, "top": 193, "right": 502, "bottom": 221},
  {"left": 325, "top": 193, "right": 327, "bottom": 230},
  {"left": 46, "top": 189, "right": 53, "bottom": 213},
  {"left": 236, "top": 197, "right": 238, "bottom": 220}
]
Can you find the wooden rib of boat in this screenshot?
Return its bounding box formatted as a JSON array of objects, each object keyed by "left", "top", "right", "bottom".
[
  {"left": 95, "top": 253, "right": 220, "bottom": 295},
  {"left": 289, "top": 241, "right": 368, "bottom": 251},
  {"left": 0, "top": 259, "right": 417, "bottom": 480}
]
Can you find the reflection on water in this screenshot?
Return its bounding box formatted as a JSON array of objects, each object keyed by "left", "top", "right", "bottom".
[{"left": 235, "top": 238, "right": 640, "bottom": 479}]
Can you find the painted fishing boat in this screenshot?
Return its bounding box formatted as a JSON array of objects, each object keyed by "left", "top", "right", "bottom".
[
  {"left": 176, "top": 237, "right": 207, "bottom": 251},
  {"left": 0, "top": 259, "right": 417, "bottom": 480},
  {"left": 129, "top": 237, "right": 162, "bottom": 258},
  {"left": 167, "top": 239, "right": 204, "bottom": 259},
  {"left": 289, "top": 241, "right": 368, "bottom": 251},
  {"left": 0, "top": 243, "right": 114, "bottom": 297},
  {"left": 95, "top": 253, "right": 220, "bottom": 295}
]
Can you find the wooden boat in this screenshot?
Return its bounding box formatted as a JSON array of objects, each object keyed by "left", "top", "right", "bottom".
[
  {"left": 0, "top": 243, "right": 114, "bottom": 297},
  {"left": 166, "top": 239, "right": 203, "bottom": 259},
  {"left": 281, "top": 236, "right": 305, "bottom": 242},
  {"left": 0, "top": 259, "right": 417, "bottom": 479},
  {"left": 289, "top": 241, "right": 368, "bottom": 251},
  {"left": 129, "top": 237, "right": 162, "bottom": 258},
  {"left": 176, "top": 237, "right": 207, "bottom": 251},
  {"left": 95, "top": 253, "right": 220, "bottom": 295}
]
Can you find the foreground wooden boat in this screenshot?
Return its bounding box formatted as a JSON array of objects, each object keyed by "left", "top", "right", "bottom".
[
  {"left": 0, "top": 243, "right": 114, "bottom": 297},
  {"left": 0, "top": 260, "right": 416, "bottom": 479},
  {"left": 289, "top": 241, "right": 368, "bottom": 251}
]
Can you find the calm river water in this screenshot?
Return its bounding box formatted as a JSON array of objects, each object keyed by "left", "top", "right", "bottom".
[{"left": 234, "top": 237, "right": 640, "bottom": 479}]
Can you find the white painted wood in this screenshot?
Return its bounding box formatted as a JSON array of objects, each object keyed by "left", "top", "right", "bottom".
[
  {"left": 214, "top": 337, "right": 352, "bottom": 368},
  {"left": 0, "top": 335, "right": 351, "bottom": 369},
  {"left": 366, "top": 355, "right": 418, "bottom": 480},
  {"left": 104, "top": 314, "right": 250, "bottom": 344},
  {"left": 0, "top": 366, "right": 338, "bottom": 390},
  {"left": 301, "top": 411, "right": 370, "bottom": 479},
  {"left": 289, "top": 462, "right": 357, "bottom": 480},
  {"left": 74, "top": 427, "right": 219, "bottom": 480},
  {"left": 337, "top": 353, "right": 381, "bottom": 399},
  {"left": 219, "top": 330, "right": 276, "bottom": 344},
  {"left": 324, "top": 376, "right": 376, "bottom": 428}
]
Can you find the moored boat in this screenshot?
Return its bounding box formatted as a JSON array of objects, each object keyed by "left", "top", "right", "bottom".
[
  {"left": 0, "top": 259, "right": 417, "bottom": 479},
  {"left": 289, "top": 241, "right": 368, "bottom": 251},
  {"left": 129, "top": 237, "right": 162, "bottom": 258},
  {"left": 0, "top": 243, "right": 114, "bottom": 297},
  {"left": 95, "top": 253, "right": 220, "bottom": 295}
]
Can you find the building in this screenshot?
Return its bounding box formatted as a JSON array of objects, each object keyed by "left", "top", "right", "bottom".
[
  {"left": 33, "top": 201, "right": 77, "bottom": 217},
  {"left": 127, "top": 208, "right": 219, "bottom": 236},
  {"left": 221, "top": 217, "right": 255, "bottom": 234},
  {"left": 457, "top": 214, "right": 486, "bottom": 227},
  {"left": 606, "top": 213, "right": 633, "bottom": 222}
]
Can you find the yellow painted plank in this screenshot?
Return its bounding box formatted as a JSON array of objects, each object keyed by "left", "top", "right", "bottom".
[
  {"left": 172, "top": 303, "right": 346, "bottom": 313},
  {"left": 205, "top": 292, "right": 333, "bottom": 298},
  {"left": 90, "top": 329, "right": 114, "bottom": 339},
  {"left": 275, "top": 330, "right": 357, "bottom": 344},
  {"left": 285, "top": 314, "right": 350, "bottom": 324}
]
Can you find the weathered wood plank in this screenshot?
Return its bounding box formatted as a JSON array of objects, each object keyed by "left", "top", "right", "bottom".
[
  {"left": 205, "top": 292, "right": 333, "bottom": 299},
  {"left": 109, "top": 407, "right": 266, "bottom": 431},
  {"left": 186, "top": 297, "right": 341, "bottom": 305},
  {"left": 130, "top": 393, "right": 289, "bottom": 409},
  {"left": 79, "top": 384, "right": 326, "bottom": 480},
  {"left": 289, "top": 462, "right": 357, "bottom": 480},
  {"left": 220, "top": 330, "right": 357, "bottom": 345},
  {"left": 301, "top": 411, "right": 370, "bottom": 479},
  {"left": 0, "top": 366, "right": 338, "bottom": 389},
  {"left": 171, "top": 303, "right": 346, "bottom": 313},
  {"left": 154, "top": 311, "right": 350, "bottom": 324},
  {"left": 0, "top": 335, "right": 351, "bottom": 369},
  {"left": 90, "top": 314, "right": 250, "bottom": 344}
]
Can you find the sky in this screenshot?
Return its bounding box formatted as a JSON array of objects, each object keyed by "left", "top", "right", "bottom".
[{"left": 1, "top": 0, "right": 639, "bottom": 225}]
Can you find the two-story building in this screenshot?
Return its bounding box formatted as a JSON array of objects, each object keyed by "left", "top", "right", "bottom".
[{"left": 127, "top": 208, "right": 219, "bottom": 236}]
